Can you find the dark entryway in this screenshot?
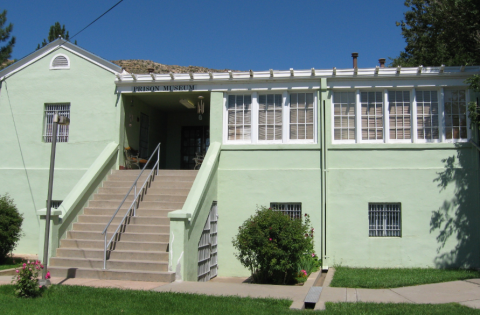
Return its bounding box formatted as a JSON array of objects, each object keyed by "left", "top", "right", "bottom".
[{"left": 181, "top": 126, "right": 209, "bottom": 169}]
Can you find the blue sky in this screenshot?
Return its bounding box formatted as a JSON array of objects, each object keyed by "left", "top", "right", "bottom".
[{"left": 4, "top": 0, "right": 409, "bottom": 71}]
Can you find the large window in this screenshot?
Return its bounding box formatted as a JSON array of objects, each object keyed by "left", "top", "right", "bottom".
[
  {"left": 227, "top": 95, "right": 251, "bottom": 141},
  {"left": 44, "top": 103, "right": 70, "bottom": 143},
  {"left": 290, "top": 93, "right": 315, "bottom": 140},
  {"left": 361, "top": 92, "right": 383, "bottom": 141},
  {"left": 369, "top": 203, "right": 401, "bottom": 237},
  {"left": 332, "top": 89, "right": 469, "bottom": 143},
  {"left": 258, "top": 94, "right": 282, "bottom": 141},
  {"left": 444, "top": 90, "right": 468, "bottom": 140},
  {"left": 388, "top": 91, "right": 411, "bottom": 140},
  {"left": 225, "top": 92, "right": 316, "bottom": 144},
  {"left": 416, "top": 91, "right": 439, "bottom": 141},
  {"left": 333, "top": 92, "right": 355, "bottom": 141}
]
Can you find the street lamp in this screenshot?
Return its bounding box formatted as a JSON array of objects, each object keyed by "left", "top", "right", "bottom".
[{"left": 39, "top": 112, "right": 70, "bottom": 286}]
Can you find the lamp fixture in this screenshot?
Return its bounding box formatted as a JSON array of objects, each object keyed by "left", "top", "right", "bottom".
[
  {"left": 179, "top": 99, "right": 195, "bottom": 109},
  {"left": 197, "top": 96, "right": 205, "bottom": 120}
]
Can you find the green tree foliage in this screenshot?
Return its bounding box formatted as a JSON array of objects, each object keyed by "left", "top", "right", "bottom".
[
  {"left": 36, "top": 22, "right": 77, "bottom": 50},
  {"left": 232, "top": 206, "right": 315, "bottom": 284},
  {"left": 0, "top": 194, "right": 23, "bottom": 263},
  {"left": 0, "top": 9, "right": 15, "bottom": 70},
  {"left": 391, "top": 0, "right": 480, "bottom": 67}
]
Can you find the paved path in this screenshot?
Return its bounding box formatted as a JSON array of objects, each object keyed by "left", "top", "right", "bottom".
[{"left": 315, "top": 268, "right": 480, "bottom": 310}]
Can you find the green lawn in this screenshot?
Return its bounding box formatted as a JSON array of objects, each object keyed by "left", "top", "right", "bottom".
[
  {"left": 330, "top": 266, "right": 480, "bottom": 289},
  {"left": 1, "top": 284, "right": 479, "bottom": 314},
  {"left": 0, "top": 257, "right": 24, "bottom": 271}
]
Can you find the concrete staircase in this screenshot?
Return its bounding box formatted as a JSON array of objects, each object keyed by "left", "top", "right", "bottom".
[{"left": 49, "top": 169, "right": 198, "bottom": 282}]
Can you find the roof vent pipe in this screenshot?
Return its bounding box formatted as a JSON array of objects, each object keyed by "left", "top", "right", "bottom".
[
  {"left": 352, "top": 52, "right": 358, "bottom": 68},
  {"left": 379, "top": 58, "right": 386, "bottom": 68}
]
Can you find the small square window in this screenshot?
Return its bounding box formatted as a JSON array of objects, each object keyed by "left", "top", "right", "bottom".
[
  {"left": 44, "top": 104, "right": 70, "bottom": 143},
  {"left": 368, "top": 203, "right": 401, "bottom": 237},
  {"left": 270, "top": 203, "right": 302, "bottom": 220}
]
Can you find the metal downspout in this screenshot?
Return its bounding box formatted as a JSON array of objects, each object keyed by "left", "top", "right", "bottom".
[{"left": 320, "top": 78, "right": 328, "bottom": 270}]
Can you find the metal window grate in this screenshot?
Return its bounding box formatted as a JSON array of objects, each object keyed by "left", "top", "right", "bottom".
[
  {"left": 198, "top": 202, "right": 218, "bottom": 282},
  {"left": 44, "top": 104, "right": 70, "bottom": 143},
  {"left": 369, "top": 203, "right": 401, "bottom": 237},
  {"left": 270, "top": 203, "right": 302, "bottom": 220}
]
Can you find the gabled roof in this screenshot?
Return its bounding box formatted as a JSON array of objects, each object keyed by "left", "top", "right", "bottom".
[{"left": 0, "top": 38, "right": 122, "bottom": 81}]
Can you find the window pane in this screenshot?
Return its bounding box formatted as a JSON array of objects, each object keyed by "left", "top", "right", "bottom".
[
  {"left": 333, "top": 92, "right": 355, "bottom": 141},
  {"left": 290, "top": 93, "right": 315, "bottom": 140}
]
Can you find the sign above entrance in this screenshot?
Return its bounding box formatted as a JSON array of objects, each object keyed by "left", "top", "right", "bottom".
[{"left": 133, "top": 85, "right": 195, "bottom": 92}]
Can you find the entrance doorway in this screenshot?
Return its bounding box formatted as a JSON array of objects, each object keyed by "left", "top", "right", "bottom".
[
  {"left": 181, "top": 126, "right": 209, "bottom": 169},
  {"left": 139, "top": 113, "right": 149, "bottom": 158}
]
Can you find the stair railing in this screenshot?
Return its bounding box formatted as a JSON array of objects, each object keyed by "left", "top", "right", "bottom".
[{"left": 102, "top": 143, "right": 161, "bottom": 269}]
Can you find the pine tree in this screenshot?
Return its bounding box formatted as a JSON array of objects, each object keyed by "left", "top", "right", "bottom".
[
  {"left": 0, "top": 9, "right": 15, "bottom": 69},
  {"left": 36, "top": 22, "right": 77, "bottom": 50}
]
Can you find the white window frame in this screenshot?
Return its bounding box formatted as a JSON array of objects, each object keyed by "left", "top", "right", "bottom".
[
  {"left": 331, "top": 87, "right": 470, "bottom": 144},
  {"left": 223, "top": 91, "right": 317, "bottom": 144},
  {"left": 49, "top": 54, "right": 70, "bottom": 70}
]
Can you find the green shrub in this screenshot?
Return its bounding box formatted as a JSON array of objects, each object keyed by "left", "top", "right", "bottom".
[
  {"left": 0, "top": 194, "right": 23, "bottom": 264},
  {"left": 232, "top": 206, "right": 316, "bottom": 284}
]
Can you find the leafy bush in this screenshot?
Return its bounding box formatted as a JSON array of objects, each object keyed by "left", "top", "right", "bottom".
[
  {"left": 12, "top": 260, "right": 48, "bottom": 298},
  {"left": 0, "top": 194, "right": 23, "bottom": 264},
  {"left": 232, "top": 206, "right": 317, "bottom": 284}
]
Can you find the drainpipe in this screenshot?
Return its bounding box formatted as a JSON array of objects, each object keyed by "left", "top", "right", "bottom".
[
  {"left": 352, "top": 53, "right": 358, "bottom": 68},
  {"left": 320, "top": 78, "right": 328, "bottom": 270}
]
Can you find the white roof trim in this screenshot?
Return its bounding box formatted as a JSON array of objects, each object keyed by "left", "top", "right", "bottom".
[
  {"left": 0, "top": 38, "right": 122, "bottom": 81},
  {"left": 115, "top": 65, "right": 480, "bottom": 86}
]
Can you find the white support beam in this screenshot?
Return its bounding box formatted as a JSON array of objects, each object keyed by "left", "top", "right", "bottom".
[
  {"left": 290, "top": 68, "right": 294, "bottom": 76},
  {"left": 131, "top": 73, "right": 137, "bottom": 81},
  {"left": 269, "top": 69, "right": 274, "bottom": 77},
  {"left": 354, "top": 67, "right": 358, "bottom": 75},
  {"left": 460, "top": 65, "right": 465, "bottom": 72},
  {"left": 150, "top": 73, "right": 155, "bottom": 80},
  {"left": 311, "top": 68, "right": 315, "bottom": 76},
  {"left": 228, "top": 70, "right": 233, "bottom": 79},
  {"left": 440, "top": 65, "right": 445, "bottom": 73},
  {"left": 333, "top": 67, "right": 336, "bottom": 75},
  {"left": 249, "top": 69, "right": 254, "bottom": 78},
  {"left": 396, "top": 66, "right": 401, "bottom": 74},
  {"left": 417, "top": 65, "right": 423, "bottom": 74},
  {"left": 169, "top": 72, "right": 174, "bottom": 80},
  {"left": 189, "top": 72, "right": 194, "bottom": 79},
  {"left": 375, "top": 66, "right": 379, "bottom": 74},
  {"left": 116, "top": 74, "right": 122, "bottom": 81},
  {"left": 209, "top": 72, "right": 213, "bottom": 79}
]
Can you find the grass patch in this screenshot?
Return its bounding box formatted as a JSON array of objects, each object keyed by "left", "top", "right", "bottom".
[
  {"left": 0, "top": 257, "right": 24, "bottom": 271},
  {"left": 325, "top": 302, "right": 480, "bottom": 314},
  {"left": 330, "top": 266, "right": 480, "bottom": 289}
]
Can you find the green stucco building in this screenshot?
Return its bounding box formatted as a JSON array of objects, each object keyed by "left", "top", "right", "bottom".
[{"left": 0, "top": 39, "right": 479, "bottom": 281}]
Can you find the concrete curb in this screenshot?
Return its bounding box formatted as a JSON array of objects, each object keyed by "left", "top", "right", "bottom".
[
  {"left": 289, "top": 270, "right": 321, "bottom": 310},
  {"left": 0, "top": 268, "right": 17, "bottom": 276}
]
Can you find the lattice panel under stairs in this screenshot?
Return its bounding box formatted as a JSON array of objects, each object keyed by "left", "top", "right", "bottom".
[{"left": 198, "top": 202, "right": 218, "bottom": 282}]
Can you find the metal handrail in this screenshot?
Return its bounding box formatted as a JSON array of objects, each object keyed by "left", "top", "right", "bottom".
[{"left": 102, "top": 143, "right": 161, "bottom": 269}]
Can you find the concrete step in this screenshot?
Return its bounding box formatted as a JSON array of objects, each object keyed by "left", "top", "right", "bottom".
[
  {"left": 107, "top": 175, "right": 196, "bottom": 183},
  {"left": 86, "top": 200, "right": 184, "bottom": 209},
  {"left": 48, "top": 266, "right": 175, "bottom": 282},
  {"left": 72, "top": 222, "right": 169, "bottom": 234},
  {"left": 67, "top": 230, "right": 169, "bottom": 242},
  {"left": 56, "top": 248, "right": 168, "bottom": 261},
  {"left": 60, "top": 239, "right": 168, "bottom": 251},
  {"left": 50, "top": 257, "right": 168, "bottom": 272},
  {"left": 112, "top": 169, "right": 198, "bottom": 177},
  {"left": 77, "top": 215, "right": 170, "bottom": 225},
  {"left": 83, "top": 208, "right": 173, "bottom": 217},
  {"left": 103, "top": 180, "right": 194, "bottom": 189},
  {"left": 93, "top": 193, "right": 187, "bottom": 203},
  {"left": 98, "top": 187, "right": 190, "bottom": 196}
]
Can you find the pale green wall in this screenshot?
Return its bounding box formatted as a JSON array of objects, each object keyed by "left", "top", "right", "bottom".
[{"left": 0, "top": 48, "right": 119, "bottom": 255}]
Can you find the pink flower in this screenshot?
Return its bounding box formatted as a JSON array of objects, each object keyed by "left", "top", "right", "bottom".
[
  {"left": 39, "top": 285, "right": 42, "bottom": 288},
  {"left": 301, "top": 270, "right": 307, "bottom": 276},
  {"left": 22, "top": 263, "right": 26, "bottom": 267},
  {"left": 36, "top": 266, "right": 39, "bottom": 270},
  {"left": 22, "top": 266, "right": 25, "bottom": 270},
  {"left": 269, "top": 238, "right": 272, "bottom": 241},
  {"left": 29, "top": 268, "right": 32, "bottom": 271},
  {"left": 15, "top": 270, "right": 19, "bottom": 273},
  {"left": 40, "top": 264, "right": 44, "bottom": 269},
  {"left": 311, "top": 228, "right": 315, "bottom": 232},
  {"left": 27, "top": 260, "right": 30, "bottom": 264},
  {"left": 312, "top": 253, "right": 315, "bottom": 257},
  {"left": 46, "top": 271, "right": 51, "bottom": 279}
]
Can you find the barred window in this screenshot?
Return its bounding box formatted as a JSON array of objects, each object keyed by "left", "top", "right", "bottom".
[
  {"left": 46, "top": 200, "right": 63, "bottom": 209},
  {"left": 258, "top": 94, "right": 282, "bottom": 141},
  {"left": 444, "top": 90, "right": 467, "bottom": 140},
  {"left": 388, "top": 91, "right": 411, "bottom": 140},
  {"left": 333, "top": 92, "right": 355, "bottom": 141},
  {"left": 270, "top": 203, "right": 302, "bottom": 220},
  {"left": 369, "top": 203, "right": 401, "bottom": 237},
  {"left": 361, "top": 92, "right": 383, "bottom": 140},
  {"left": 290, "top": 93, "right": 314, "bottom": 140},
  {"left": 227, "top": 95, "right": 251, "bottom": 141},
  {"left": 416, "top": 91, "right": 439, "bottom": 140},
  {"left": 44, "top": 104, "right": 70, "bottom": 143}
]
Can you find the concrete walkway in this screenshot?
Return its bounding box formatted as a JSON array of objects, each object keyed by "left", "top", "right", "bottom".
[
  {"left": 3, "top": 268, "right": 480, "bottom": 310},
  {"left": 315, "top": 267, "right": 480, "bottom": 310}
]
